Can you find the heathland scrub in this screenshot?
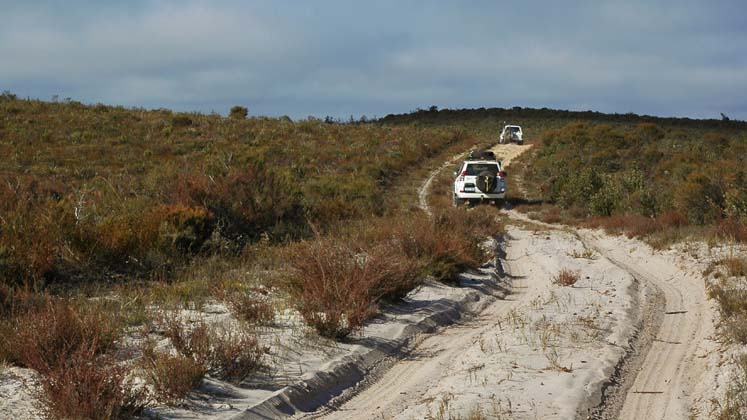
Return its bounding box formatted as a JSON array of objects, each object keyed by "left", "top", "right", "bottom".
[{"left": 0, "top": 139, "right": 726, "bottom": 420}]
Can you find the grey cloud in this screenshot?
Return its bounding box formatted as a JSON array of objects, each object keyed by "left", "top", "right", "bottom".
[{"left": 1, "top": 0, "right": 745, "bottom": 119}]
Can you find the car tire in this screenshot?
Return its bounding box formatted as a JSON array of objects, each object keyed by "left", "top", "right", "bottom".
[{"left": 453, "top": 194, "right": 465, "bottom": 207}]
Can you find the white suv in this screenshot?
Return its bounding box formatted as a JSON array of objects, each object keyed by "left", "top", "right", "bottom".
[
  {"left": 453, "top": 156, "right": 506, "bottom": 206},
  {"left": 499, "top": 125, "right": 523, "bottom": 144}
]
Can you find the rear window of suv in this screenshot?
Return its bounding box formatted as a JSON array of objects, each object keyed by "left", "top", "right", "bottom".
[{"left": 466, "top": 163, "right": 499, "bottom": 176}]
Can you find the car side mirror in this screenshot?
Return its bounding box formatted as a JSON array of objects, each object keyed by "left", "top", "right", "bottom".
[{"left": 453, "top": 171, "right": 458, "bottom": 176}]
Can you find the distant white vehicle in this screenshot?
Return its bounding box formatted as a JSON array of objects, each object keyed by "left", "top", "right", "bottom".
[
  {"left": 499, "top": 125, "right": 523, "bottom": 144},
  {"left": 453, "top": 152, "right": 506, "bottom": 206}
]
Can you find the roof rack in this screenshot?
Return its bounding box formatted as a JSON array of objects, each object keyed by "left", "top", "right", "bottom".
[{"left": 467, "top": 149, "right": 496, "bottom": 161}]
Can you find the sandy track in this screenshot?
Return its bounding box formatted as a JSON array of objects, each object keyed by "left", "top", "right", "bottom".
[
  {"left": 489, "top": 142, "right": 531, "bottom": 168},
  {"left": 310, "top": 223, "right": 645, "bottom": 420},
  {"left": 490, "top": 142, "right": 713, "bottom": 418},
  {"left": 583, "top": 232, "right": 713, "bottom": 419},
  {"left": 300, "top": 142, "right": 713, "bottom": 420},
  {"left": 309, "top": 233, "right": 541, "bottom": 419}
]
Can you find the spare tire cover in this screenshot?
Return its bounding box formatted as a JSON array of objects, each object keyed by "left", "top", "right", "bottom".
[{"left": 476, "top": 170, "right": 497, "bottom": 193}]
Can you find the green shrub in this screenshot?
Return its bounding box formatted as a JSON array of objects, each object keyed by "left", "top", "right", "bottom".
[{"left": 229, "top": 106, "right": 248, "bottom": 119}]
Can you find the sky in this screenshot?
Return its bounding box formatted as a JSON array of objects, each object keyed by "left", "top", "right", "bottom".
[{"left": 2, "top": 1, "right": 746, "bottom": 120}]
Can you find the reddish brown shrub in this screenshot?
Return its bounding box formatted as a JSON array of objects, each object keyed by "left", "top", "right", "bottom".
[
  {"left": 656, "top": 210, "right": 688, "bottom": 229},
  {"left": 0, "top": 204, "right": 58, "bottom": 285},
  {"left": 225, "top": 291, "right": 275, "bottom": 325},
  {"left": 284, "top": 236, "right": 421, "bottom": 338},
  {"left": 424, "top": 207, "right": 501, "bottom": 280},
  {"left": 0, "top": 299, "right": 145, "bottom": 419},
  {"left": 711, "top": 218, "right": 747, "bottom": 243},
  {"left": 588, "top": 214, "right": 662, "bottom": 238},
  {"left": 159, "top": 316, "right": 211, "bottom": 365},
  {"left": 539, "top": 207, "right": 563, "bottom": 224},
  {"left": 168, "top": 165, "right": 304, "bottom": 245},
  {"left": 41, "top": 343, "right": 147, "bottom": 419},
  {"left": 157, "top": 204, "right": 215, "bottom": 254},
  {"left": 552, "top": 269, "right": 580, "bottom": 287},
  {"left": 156, "top": 316, "right": 267, "bottom": 383},
  {"left": 1, "top": 300, "right": 121, "bottom": 374},
  {"left": 142, "top": 350, "right": 206, "bottom": 404},
  {"left": 209, "top": 328, "right": 267, "bottom": 382}
]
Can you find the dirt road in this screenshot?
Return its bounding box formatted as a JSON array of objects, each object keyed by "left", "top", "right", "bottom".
[
  {"left": 312, "top": 224, "right": 641, "bottom": 419},
  {"left": 583, "top": 232, "right": 714, "bottom": 419},
  {"left": 305, "top": 143, "right": 715, "bottom": 419}
]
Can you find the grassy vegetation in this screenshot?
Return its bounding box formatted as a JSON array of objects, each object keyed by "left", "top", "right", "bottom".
[
  {"left": 515, "top": 122, "right": 747, "bottom": 243},
  {"left": 1, "top": 95, "right": 497, "bottom": 416},
  {"left": 283, "top": 207, "right": 502, "bottom": 338},
  {"left": 0, "top": 94, "right": 471, "bottom": 288}
]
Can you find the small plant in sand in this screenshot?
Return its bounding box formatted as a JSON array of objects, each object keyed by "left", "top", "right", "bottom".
[
  {"left": 552, "top": 269, "right": 580, "bottom": 287},
  {"left": 569, "top": 248, "right": 596, "bottom": 259},
  {"left": 141, "top": 347, "right": 206, "bottom": 405},
  {"left": 545, "top": 347, "right": 572, "bottom": 373}
]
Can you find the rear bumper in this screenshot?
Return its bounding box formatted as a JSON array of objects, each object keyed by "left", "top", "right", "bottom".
[{"left": 455, "top": 191, "right": 506, "bottom": 200}]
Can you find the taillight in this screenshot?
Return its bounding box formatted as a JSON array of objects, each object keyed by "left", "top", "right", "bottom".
[
  {"left": 499, "top": 171, "right": 506, "bottom": 177},
  {"left": 461, "top": 171, "right": 467, "bottom": 177}
]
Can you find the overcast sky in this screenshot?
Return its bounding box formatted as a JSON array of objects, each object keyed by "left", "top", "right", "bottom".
[{"left": 2, "top": 1, "right": 746, "bottom": 120}]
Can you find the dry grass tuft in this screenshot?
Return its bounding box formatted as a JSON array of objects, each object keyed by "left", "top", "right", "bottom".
[
  {"left": 713, "top": 354, "right": 747, "bottom": 419},
  {"left": 552, "top": 269, "right": 580, "bottom": 287},
  {"left": 141, "top": 348, "right": 206, "bottom": 405}
]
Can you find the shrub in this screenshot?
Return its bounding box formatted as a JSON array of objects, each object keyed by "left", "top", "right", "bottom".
[
  {"left": 158, "top": 204, "right": 215, "bottom": 254},
  {"left": 0, "top": 300, "right": 121, "bottom": 373},
  {"left": 142, "top": 350, "right": 206, "bottom": 404},
  {"left": 711, "top": 218, "right": 747, "bottom": 243},
  {"left": 157, "top": 315, "right": 267, "bottom": 383},
  {"left": 283, "top": 236, "right": 421, "bottom": 338},
  {"left": 169, "top": 165, "right": 305, "bottom": 246},
  {"left": 171, "top": 114, "right": 193, "bottom": 127},
  {"left": 0, "top": 193, "right": 58, "bottom": 285},
  {"left": 0, "top": 300, "right": 145, "bottom": 419},
  {"left": 209, "top": 328, "right": 267, "bottom": 382},
  {"left": 674, "top": 172, "right": 724, "bottom": 225},
  {"left": 41, "top": 343, "right": 147, "bottom": 420},
  {"left": 715, "top": 354, "right": 747, "bottom": 419},
  {"left": 229, "top": 106, "right": 248, "bottom": 119},
  {"left": 224, "top": 290, "right": 275, "bottom": 325},
  {"left": 521, "top": 121, "right": 746, "bottom": 241},
  {"left": 552, "top": 269, "right": 580, "bottom": 287},
  {"left": 159, "top": 316, "right": 212, "bottom": 365},
  {"left": 707, "top": 273, "right": 747, "bottom": 344}
]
